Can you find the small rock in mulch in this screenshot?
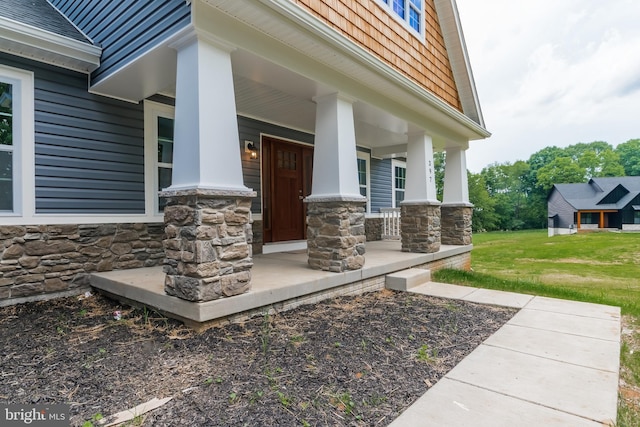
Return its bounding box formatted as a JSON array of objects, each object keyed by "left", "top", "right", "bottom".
[{"left": 0, "top": 289, "right": 516, "bottom": 426}]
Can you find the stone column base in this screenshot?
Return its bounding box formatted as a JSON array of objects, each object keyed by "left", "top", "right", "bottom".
[
  {"left": 306, "top": 198, "right": 366, "bottom": 272},
  {"left": 441, "top": 204, "right": 473, "bottom": 246},
  {"left": 161, "top": 188, "right": 256, "bottom": 302},
  {"left": 401, "top": 202, "right": 441, "bottom": 253}
]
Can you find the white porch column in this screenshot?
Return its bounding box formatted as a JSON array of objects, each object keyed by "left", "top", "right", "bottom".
[
  {"left": 442, "top": 147, "right": 473, "bottom": 245},
  {"left": 308, "top": 93, "right": 363, "bottom": 200},
  {"left": 161, "top": 32, "right": 256, "bottom": 302},
  {"left": 306, "top": 93, "right": 366, "bottom": 272},
  {"left": 169, "top": 32, "right": 249, "bottom": 192},
  {"left": 442, "top": 147, "right": 470, "bottom": 205},
  {"left": 400, "top": 131, "right": 441, "bottom": 253},
  {"left": 404, "top": 132, "right": 439, "bottom": 203}
]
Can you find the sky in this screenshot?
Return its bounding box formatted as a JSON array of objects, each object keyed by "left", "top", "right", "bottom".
[{"left": 455, "top": 0, "right": 640, "bottom": 172}]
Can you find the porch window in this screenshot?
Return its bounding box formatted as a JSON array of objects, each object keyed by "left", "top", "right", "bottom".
[
  {"left": 0, "top": 81, "right": 13, "bottom": 211},
  {"left": 357, "top": 151, "right": 371, "bottom": 213},
  {"left": 634, "top": 209, "right": 640, "bottom": 224},
  {"left": 157, "top": 117, "right": 174, "bottom": 210},
  {"left": 378, "top": 0, "right": 424, "bottom": 38},
  {"left": 144, "top": 101, "right": 175, "bottom": 216},
  {"left": 581, "top": 212, "right": 598, "bottom": 225},
  {"left": 392, "top": 160, "right": 406, "bottom": 207},
  {"left": 0, "top": 65, "right": 33, "bottom": 217}
]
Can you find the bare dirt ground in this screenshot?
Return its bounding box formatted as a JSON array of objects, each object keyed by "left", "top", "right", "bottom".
[{"left": 0, "top": 289, "right": 516, "bottom": 426}]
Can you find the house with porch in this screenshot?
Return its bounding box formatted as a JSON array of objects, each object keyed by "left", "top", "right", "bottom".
[
  {"left": 0, "top": 0, "right": 489, "bottom": 322},
  {"left": 548, "top": 177, "right": 640, "bottom": 236}
]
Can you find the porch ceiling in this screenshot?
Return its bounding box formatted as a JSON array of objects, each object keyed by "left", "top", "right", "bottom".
[{"left": 90, "top": 0, "right": 487, "bottom": 154}]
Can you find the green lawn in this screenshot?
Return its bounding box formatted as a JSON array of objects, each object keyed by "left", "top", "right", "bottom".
[
  {"left": 436, "top": 229, "right": 640, "bottom": 315},
  {"left": 433, "top": 229, "right": 640, "bottom": 426}
]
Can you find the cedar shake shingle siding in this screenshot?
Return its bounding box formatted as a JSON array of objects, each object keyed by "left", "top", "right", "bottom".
[{"left": 292, "top": 0, "right": 462, "bottom": 110}]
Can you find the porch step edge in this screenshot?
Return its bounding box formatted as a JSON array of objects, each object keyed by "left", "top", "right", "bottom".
[{"left": 385, "top": 268, "right": 431, "bottom": 291}]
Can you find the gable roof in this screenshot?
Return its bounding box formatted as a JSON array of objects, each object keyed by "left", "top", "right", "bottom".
[
  {"left": 552, "top": 177, "right": 640, "bottom": 210},
  {"left": 0, "top": 0, "right": 101, "bottom": 72}
]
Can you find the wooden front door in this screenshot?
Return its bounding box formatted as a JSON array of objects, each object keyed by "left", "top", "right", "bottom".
[{"left": 262, "top": 137, "right": 313, "bottom": 243}]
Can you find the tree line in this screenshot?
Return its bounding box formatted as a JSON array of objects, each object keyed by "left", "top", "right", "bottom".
[{"left": 435, "top": 139, "right": 640, "bottom": 232}]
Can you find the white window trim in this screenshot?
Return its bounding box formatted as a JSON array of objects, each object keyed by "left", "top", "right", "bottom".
[
  {"left": 392, "top": 159, "right": 406, "bottom": 208},
  {"left": 375, "top": 0, "right": 426, "bottom": 41},
  {"left": 0, "top": 64, "right": 34, "bottom": 220},
  {"left": 144, "top": 100, "right": 175, "bottom": 220},
  {"left": 357, "top": 150, "right": 371, "bottom": 213}
]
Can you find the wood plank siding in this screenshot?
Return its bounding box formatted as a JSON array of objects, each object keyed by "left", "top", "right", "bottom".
[
  {"left": 292, "top": 0, "right": 462, "bottom": 110},
  {"left": 50, "top": 0, "right": 191, "bottom": 85}
]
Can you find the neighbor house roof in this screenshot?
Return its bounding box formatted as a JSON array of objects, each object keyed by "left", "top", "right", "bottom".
[
  {"left": 0, "top": 0, "right": 101, "bottom": 72},
  {"left": 553, "top": 177, "right": 640, "bottom": 210}
]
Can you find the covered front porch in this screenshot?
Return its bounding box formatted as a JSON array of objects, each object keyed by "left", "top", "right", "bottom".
[{"left": 91, "top": 241, "right": 471, "bottom": 327}]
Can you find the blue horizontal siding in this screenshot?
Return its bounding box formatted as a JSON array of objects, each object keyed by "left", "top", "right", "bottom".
[
  {"left": 370, "top": 158, "right": 392, "bottom": 212},
  {"left": 51, "top": 0, "right": 191, "bottom": 85},
  {"left": 0, "top": 52, "right": 145, "bottom": 214}
]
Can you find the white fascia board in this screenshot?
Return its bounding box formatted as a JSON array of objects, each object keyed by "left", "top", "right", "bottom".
[
  {"left": 250, "top": 0, "right": 490, "bottom": 139},
  {"left": 0, "top": 16, "right": 101, "bottom": 73}
]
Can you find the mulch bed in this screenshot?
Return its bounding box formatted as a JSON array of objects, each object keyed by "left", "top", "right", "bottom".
[{"left": 0, "top": 289, "right": 515, "bottom": 426}]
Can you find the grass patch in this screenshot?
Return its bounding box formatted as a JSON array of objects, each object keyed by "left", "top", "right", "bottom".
[{"left": 433, "top": 229, "right": 640, "bottom": 426}]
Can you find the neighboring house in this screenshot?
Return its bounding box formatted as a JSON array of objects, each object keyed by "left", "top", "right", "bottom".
[
  {"left": 548, "top": 177, "right": 640, "bottom": 236},
  {"left": 0, "top": 0, "right": 489, "bottom": 306}
]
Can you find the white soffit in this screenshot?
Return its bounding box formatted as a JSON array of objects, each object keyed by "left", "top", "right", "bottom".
[{"left": 0, "top": 16, "right": 101, "bottom": 73}]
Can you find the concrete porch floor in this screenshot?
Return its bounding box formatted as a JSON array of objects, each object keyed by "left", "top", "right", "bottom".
[{"left": 90, "top": 241, "right": 471, "bottom": 325}]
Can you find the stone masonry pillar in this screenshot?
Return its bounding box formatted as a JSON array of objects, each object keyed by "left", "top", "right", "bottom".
[
  {"left": 161, "top": 189, "right": 256, "bottom": 302},
  {"left": 441, "top": 205, "right": 473, "bottom": 245},
  {"left": 442, "top": 147, "right": 473, "bottom": 245},
  {"left": 307, "top": 198, "right": 366, "bottom": 272},
  {"left": 401, "top": 202, "right": 441, "bottom": 253}
]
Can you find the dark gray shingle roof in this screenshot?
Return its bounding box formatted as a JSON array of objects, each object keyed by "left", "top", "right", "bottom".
[
  {"left": 554, "top": 177, "right": 640, "bottom": 210},
  {"left": 0, "top": 0, "right": 92, "bottom": 44}
]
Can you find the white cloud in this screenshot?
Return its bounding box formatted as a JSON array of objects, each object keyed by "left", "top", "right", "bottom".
[{"left": 457, "top": 0, "right": 640, "bottom": 172}]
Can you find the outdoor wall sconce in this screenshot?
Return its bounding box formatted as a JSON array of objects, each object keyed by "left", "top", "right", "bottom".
[{"left": 244, "top": 140, "right": 258, "bottom": 159}]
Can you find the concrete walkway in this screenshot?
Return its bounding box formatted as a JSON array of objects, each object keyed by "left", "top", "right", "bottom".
[{"left": 389, "top": 282, "right": 621, "bottom": 427}]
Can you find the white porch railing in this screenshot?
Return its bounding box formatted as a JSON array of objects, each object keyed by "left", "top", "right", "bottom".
[{"left": 380, "top": 207, "right": 401, "bottom": 240}]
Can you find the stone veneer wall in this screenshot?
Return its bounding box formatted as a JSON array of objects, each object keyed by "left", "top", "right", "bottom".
[
  {"left": 365, "top": 217, "right": 383, "bottom": 242},
  {"left": 0, "top": 223, "right": 165, "bottom": 304},
  {"left": 251, "top": 220, "right": 264, "bottom": 254}
]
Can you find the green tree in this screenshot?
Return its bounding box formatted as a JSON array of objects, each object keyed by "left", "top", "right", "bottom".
[
  {"left": 468, "top": 172, "right": 497, "bottom": 232},
  {"left": 615, "top": 138, "right": 640, "bottom": 176},
  {"left": 535, "top": 156, "right": 585, "bottom": 192}
]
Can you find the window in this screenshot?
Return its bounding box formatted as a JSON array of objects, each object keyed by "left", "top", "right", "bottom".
[
  {"left": 357, "top": 151, "right": 370, "bottom": 213},
  {"left": 634, "top": 210, "right": 640, "bottom": 225},
  {"left": 0, "top": 65, "right": 34, "bottom": 217},
  {"left": 157, "top": 116, "right": 174, "bottom": 210},
  {"left": 392, "top": 160, "right": 406, "bottom": 207},
  {"left": 379, "top": 0, "right": 424, "bottom": 37},
  {"left": 144, "top": 101, "right": 175, "bottom": 216},
  {"left": 0, "top": 81, "right": 13, "bottom": 211}
]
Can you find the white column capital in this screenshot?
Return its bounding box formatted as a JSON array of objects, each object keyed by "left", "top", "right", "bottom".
[
  {"left": 442, "top": 146, "right": 470, "bottom": 205},
  {"left": 309, "top": 91, "right": 365, "bottom": 200},
  {"left": 403, "top": 132, "right": 439, "bottom": 204}
]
